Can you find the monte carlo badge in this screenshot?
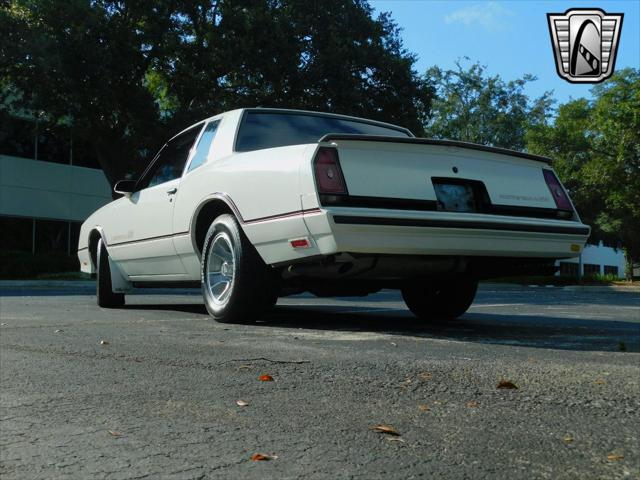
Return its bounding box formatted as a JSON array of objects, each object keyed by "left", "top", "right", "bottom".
[{"left": 547, "top": 8, "right": 623, "bottom": 83}]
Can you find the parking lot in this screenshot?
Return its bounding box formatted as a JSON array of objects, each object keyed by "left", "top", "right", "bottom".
[{"left": 1, "top": 285, "right": 639, "bottom": 479}]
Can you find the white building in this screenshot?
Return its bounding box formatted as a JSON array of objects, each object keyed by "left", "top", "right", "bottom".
[
  {"left": 0, "top": 155, "right": 112, "bottom": 255},
  {"left": 0, "top": 116, "right": 112, "bottom": 255},
  {"left": 556, "top": 241, "right": 627, "bottom": 279}
]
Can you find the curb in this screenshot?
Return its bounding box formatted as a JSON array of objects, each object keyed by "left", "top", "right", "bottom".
[
  {"left": 480, "top": 282, "right": 640, "bottom": 294},
  {"left": 562, "top": 285, "right": 640, "bottom": 293},
  {"left": 0, "top": 280, "right": 95, "bottom": 288},
  {"left": 1, "top": 280, "right": 638, "bottom": 294}
]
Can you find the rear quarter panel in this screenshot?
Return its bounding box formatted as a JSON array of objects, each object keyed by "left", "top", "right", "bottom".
[{"left": 172, "top": 116, "right": 316, "bottom": 269}]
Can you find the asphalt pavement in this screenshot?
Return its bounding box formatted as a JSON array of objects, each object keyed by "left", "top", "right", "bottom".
[{"left": 0, "top": 285, "right": 639, "bottom": 479}]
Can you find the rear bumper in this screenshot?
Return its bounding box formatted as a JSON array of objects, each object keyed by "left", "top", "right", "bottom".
[{"left": 303, "top": 208, "right": 590, "bottom": 259}]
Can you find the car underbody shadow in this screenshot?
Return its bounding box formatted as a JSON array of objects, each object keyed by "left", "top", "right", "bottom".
[
  {"left": 122, "top": 303, "right": 208, "bottom": 315},
  {"left": 117, "top": 293, "right": 639, "bottom": 353},
  {"left": 256, "top": 304, "right": 640, "bottom": 353}
]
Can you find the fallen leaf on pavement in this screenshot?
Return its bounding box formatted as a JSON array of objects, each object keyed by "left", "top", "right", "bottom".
[
  {"left": 595, "top": 379, "right": 605, "bottom": 385},
  {"left": 251, "top": 453, "right": 277, "bottom": 461},
  {"left": 54, "top": 329, "right": 63, "bottom": 333},
  {"left": 99, "top": 340, "right": 109, "bottom": 345},
  {"left": 259, "top": 374, "right": 274, "bottom": 382},
  {"left": 236, "top": 400, "right": 249, "bottom": 407},
  {"left": 419, "top": 372, "right": 432, "bottom": 381},
  {"left": 386, "top": 436, "right": 405, "bottom": 443},
  {"left": 238, "top": 364, "right": 252, "bottom": 370},
  {"left": 467, "top": 401, "right": 478, "bottom": 408},
  {"left": 108, "top": 430, "right": 122, "bottom": 437},
  {"left": 371, "top": 425, "right": 400, "bottom": 436},
  {"left": 418, "top": 404, "right": 430, "bottom": 411},
  {"left": 607, "top": 454, "right": 624, "bottom": 461},
  {"left": 563, "top": 435, "right": 574, "bottom": 444},
  {"left": 497, "top": 379, "right": 518, "bottom": 389}
]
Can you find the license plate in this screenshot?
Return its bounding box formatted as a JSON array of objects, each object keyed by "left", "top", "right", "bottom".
[{"left": 433, "top": 183, "right": 476, "bottom": 212}]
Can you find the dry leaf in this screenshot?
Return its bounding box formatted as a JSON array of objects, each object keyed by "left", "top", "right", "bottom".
[
  {"left": 419, "top": 372, "right": 432, "bottom": 381},
  {"left": 259, "top": 374, "right": 274, "bottom": 382},
  {"left": 99, "top": 340, "right": 109, "bottom": 345},
  {"left": 108, "top": 430, "right": 122, "bottom": 437},
  {"left": 595, "top": 379, "right": 605, "bottom": 385},
  {"left": 607, "top": 454, "right": 624, "bottom": 461},
  {"left": 563, "top": 435, "right": 574, "bottom": 444},
  {"left": 236, "top": 400, "right": 249, "bottom": 407},
  {"left": 400, "top": 378, "right": 412, "bottom": 387},
  {"left": 54, "top": 329, "right": 63, "bottom": 333},
  {"left": 418, "top": 404, "right": 430, "bottom": 412},
  {"left": 371, "top": 425, "right": 400, "bottom": 436},
  {"left": 238, "top": 364, "right": 252, "bottom": 370},
  {"left": 467, "top": 400, "right": 478, "bottom": 408},
  {"left": 497, "top": 379, "right": 518, "bottom": 389},
  {"left": 251, "top": 453, "right": 277, "bottom": 461}
]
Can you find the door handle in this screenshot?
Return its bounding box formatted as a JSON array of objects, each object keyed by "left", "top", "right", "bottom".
[{"left": 166, "top": 187, "right": 178, "bottom": 195}]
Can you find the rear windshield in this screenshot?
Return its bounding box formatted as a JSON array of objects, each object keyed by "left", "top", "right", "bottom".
[{"left": 235, "top": 111, "right": 410, "bottom": 152}]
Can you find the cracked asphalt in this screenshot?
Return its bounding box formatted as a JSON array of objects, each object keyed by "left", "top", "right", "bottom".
[{"left": 0, "top": 286, "right": 639, "bottom": 479}]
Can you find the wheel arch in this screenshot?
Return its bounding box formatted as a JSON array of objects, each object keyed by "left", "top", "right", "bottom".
[
  {"left": 88, "top": 227, "right": 106, "bottom": 271},
  {"left": 191, "top": 194, "right": 244, "bottom": 257}
]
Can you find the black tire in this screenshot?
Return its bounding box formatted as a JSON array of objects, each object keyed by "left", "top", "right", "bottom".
[
  {"left": 96, "top": 238, "right": 125, "bottom": 308},
  {"left": 401, "top": 277, "right": 477, "bottom": 321},
  {"left": 201, "top": 214, "right": 279, "bottom": 323}
]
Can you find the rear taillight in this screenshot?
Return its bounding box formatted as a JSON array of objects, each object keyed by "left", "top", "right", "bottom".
[
  {"left": 314, "top": 147, "right": 347, "bottom": 195},
  {"left": 543, "top": 169, "right": 573, "bottom": 211}
]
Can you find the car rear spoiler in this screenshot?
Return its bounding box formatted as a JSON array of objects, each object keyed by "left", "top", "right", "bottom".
[{"left": 317, "top": 134, "right": 552, "bottom": 165}]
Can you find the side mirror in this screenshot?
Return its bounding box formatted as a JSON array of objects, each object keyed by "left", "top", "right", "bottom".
[{"left": 114, "top": 179, "right": 136, "bottom": 196}]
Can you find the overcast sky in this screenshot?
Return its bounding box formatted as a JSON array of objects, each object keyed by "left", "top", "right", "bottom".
[{"left": 370, "top": 0, "right": 640, "bottom": 105}]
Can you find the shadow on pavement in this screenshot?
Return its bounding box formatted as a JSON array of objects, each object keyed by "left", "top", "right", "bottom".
[
  {"left": 122, "top": 303, "right": 207, "bottom": 315},
  {"left": 117, "top": 300, "right": 639, "bottom": 353},
  {"left": 256, "top": 305, "right": 640, "bottom": 353}
]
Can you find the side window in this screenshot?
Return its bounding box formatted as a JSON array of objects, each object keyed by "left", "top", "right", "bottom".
[
  {"left": 140, "top": 124, "right": 202, "bottom": 189},
  {"left": 187, "top": 121, "right": 220, "bottom": 172}
]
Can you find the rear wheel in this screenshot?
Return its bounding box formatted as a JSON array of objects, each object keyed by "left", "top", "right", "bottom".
[
  {"left": 201, "top": 214, "right": 279, "bottom": 323},
  {"left": 401, "top": 277, "right": 477, "bottom": 321},
  {"left": 96, "top": 238, "right": 125, "bottom": 308}
]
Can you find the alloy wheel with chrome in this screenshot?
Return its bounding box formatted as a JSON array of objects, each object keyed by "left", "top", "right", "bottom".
[
  {"left": 205, "top": 232, "right": 236, "bottom": 306},
  {"left": 200, "top": 213, "right": 279, "bottom": 323}
]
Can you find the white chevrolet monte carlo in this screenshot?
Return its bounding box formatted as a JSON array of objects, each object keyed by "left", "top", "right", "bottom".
[{"left": 78, "top": 108, "right": 590, "bottom": 323}]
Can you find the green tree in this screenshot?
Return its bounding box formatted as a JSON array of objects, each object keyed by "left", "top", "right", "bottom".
[
  {"left": 1, "top": 0, "right": 431, "bottom": 186},
  {"left": 527, "top": 69, "right": 640, "bottom": 278},
  {"left": 0, "top": 0, "right": 177, "bottom": 184},
  {"left": 424, "top": 60, "right": 553, "bottom": 150}
]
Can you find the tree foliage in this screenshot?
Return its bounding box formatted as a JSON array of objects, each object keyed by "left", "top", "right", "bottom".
[
  {"left": 527, "top": 69, "right": 640, "bottom": 276},
  {"left": 0, "top": 0, "right": 431, "bottom": 184},
  {"left": 423, "top": 60, "right": 553, "bottom": 150}
]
